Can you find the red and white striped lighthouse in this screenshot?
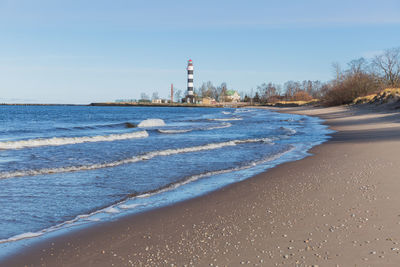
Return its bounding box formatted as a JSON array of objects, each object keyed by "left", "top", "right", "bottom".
[{"left": 186, "top": 59, "right": 195, "bottom": 103}]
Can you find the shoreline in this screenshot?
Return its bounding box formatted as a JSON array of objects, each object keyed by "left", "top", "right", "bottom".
[
  {"left": 2, "top": 105, "right": 400, "bottom": 266},
  {"left": 0, "top": 103, "right": 244, "bottom": 108}
]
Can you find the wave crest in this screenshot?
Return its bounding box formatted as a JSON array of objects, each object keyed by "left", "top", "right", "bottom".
[
  {"left": 280, "top": 127, "right": 297, "bottom": 135},
  {"left": 0, "top": 131, "right": 148, "bottom": 150},
  {"left": 158, "top": 129, "right": 192, "bottom": 134},
  {"left": 157, "top": 123, "right": 232, "bottom": 134},
  {"left": 203, "top": 122, "right": 232, "bottom": 130},
  {"left": 209, "top": 117, "right": 242, "bottom": 121},
  {"left": 0, "top": 138, "right": 272, "bottom": 179},
  {"left": 138, "top": 119, "right": 166, "bottom": 128},
  {"left": 0, "top": 145, "right": 292, "bottom": 245}
]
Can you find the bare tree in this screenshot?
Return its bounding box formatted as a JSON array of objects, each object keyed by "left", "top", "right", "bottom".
[
  {"left": 174, "top": 89, "right": 183, "bottom": 102},
  {"left": 284, "top": 81, "right": 301, "bottom": 100},
  {"left": 152, "top": 92, "right": 159, "bottom": 100},
  {"left": 200, "top": 83, "right": 208, "bottom": 98},
  {"left": 332, "top": 62, "right": 342, "bottom": 84},
  {"left": 257, "top": 83, "right": 267, "bottom": 103},
  {"left": 217, "top": 82, "right": 228, "bottom": 102},
  {"left": 257, "top": 82, "right": 280, "bottom": 103},
  {"left": 301, "top": 80, "right": 324, "bottom": 99},
  {"left": 199, "top": 81, "right": 217, "bottom": 99},
  {"left": 140, "top": 93, "right": 149, "bottom": 100},
  {"left": 373, "top": 47, "right": 400, "bottom": 87},
  {"left": 347, "top": 57, "right": 368, "bottom": 75}
]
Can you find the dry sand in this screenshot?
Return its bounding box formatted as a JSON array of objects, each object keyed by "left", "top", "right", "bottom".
[{"left": 2, "top": 105, "right": 400, "bottom": 267}]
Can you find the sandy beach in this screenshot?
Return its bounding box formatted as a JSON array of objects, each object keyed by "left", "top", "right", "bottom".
[{"left": 2, "top": 104, "right": 400, "bottom": 267}]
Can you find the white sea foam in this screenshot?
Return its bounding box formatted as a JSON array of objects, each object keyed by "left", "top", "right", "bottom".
[
  {"left": 130, "top": 146, "right": 294, "bottom": 200},
  {"left": 209, "top": 117, "right": 242, "bottom": 121},
  {"left": 136, "top": 193, "right": 150, "bottom": 198},
  {"left": 86, "top": 217, "right": 101, "bottom": 221},
  {"left": 203, "top": 123, "right": 232, "bottom": 130},
  {"left": 158, "top": 129, "right": 192, "bottom": 134},
  {"left": 0, "top": 138, "right": 272, "bottom": 179},
  {"left": 0, "top": 131, "right": 149, "bottom": 150},
  {"left": 104, "top": 207, "right": 120, "bottom": 213},
  {"left": 138, "top": 118, "right": 166, "bottom": 128},
  {"left": 234, "top": 109, "right": 251, "bottom": 113},
  {"left": 158, "top": 122, "right": 232, "bottom": 134},
  {"left": 119, "top": 203, "right": 141, "bottom": 209},
  {"left": 1, "top": 232, "right": 42, "bottom": 243},
  {"left": 222, "top": 111, "right": 231, "bottom": 115},
  {"left": 280, "top": 127, "right": 297, "bottom": 135}
]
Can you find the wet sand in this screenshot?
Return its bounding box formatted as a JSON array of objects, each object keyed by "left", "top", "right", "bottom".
[{"left": 2, "top": 105, "right": 400, "bottom": 266}]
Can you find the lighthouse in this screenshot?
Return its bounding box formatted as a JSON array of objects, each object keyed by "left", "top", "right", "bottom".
[{"left": 186, "top": 59, "right": 195, "bottom": 103}]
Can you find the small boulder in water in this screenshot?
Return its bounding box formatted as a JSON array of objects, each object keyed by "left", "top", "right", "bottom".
[
  {"left": 124, "top": 122, "right": 136, "bottom": 128},
  {"left": 138, "top": 118, "right": 166, "bottom": 128}
]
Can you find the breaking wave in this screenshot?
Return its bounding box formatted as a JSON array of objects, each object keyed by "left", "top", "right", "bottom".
[
  {"left": 138, "top": 118, "right": 166, "bottom": 128},
  {"left": 157, "top": 123, "right": 232, "bottom": 134},
  {"left": 209, "top": 117, "right": 242, "bottom": 121},
  {"left": 135, "top": 145, "right": 294, "bottom": 199},
  {"left": 280, "top": 127, "right": 297, "bottom": 135},
  {"left": 204, "top": 122, "right": 232, "bottom": 130},
  {"left": 0, "top": 138, "right": 272, "bottom": 179},
  {"left": 0, "top": 131, "right": 149, "bottom": 150},
  {"left": 56, "top": 122, "right": 137, "bottom": 131},
  {"left": 0, "top": 145, "right": 293, "bottom": 245},
  {"left": 158, "top": 129, "right": 192, "bottom": 134}
]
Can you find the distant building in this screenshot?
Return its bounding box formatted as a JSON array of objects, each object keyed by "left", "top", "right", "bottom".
[
  {"left": 225, "top": 90, "right": 241, "bottom": 102},
  {"left": 151, "top": 99, "right": 171, "bottom": 104},
  {"left": 202, "top": 97, "right": 217, "bottom": 105}
]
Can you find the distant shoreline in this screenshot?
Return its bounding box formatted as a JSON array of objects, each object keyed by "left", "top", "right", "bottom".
[
  {"left": 0, "top": 100, "right": 317, "bottom": 108},
  {"left": 89, "top": 102, "right": 246, "bottom": 108},
  {"left": 0, "top": 103, "right": 245, "bottom": 108},
  {"left": 0, "top": 103, "right": 85, "bottom": 106}
]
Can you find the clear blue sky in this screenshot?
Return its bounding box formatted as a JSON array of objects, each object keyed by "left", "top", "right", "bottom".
[{"left": 1, "top": 0, "right": 399, "bottom": 104}]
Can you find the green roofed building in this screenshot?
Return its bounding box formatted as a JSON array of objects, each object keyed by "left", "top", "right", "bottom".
[{"left": 225, "top": 90, "right": 241, "bottom": 102}]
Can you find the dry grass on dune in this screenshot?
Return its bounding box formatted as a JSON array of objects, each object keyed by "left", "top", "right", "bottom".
[{"left": 353, "top": 88, "right": 400, "bottom": 105}]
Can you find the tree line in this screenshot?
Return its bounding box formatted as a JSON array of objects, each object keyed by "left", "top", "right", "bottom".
[
  {"left": 141, "top": 82, "right": 237, "bottom": 103},
  {"left": 322, "top": 47, "right": 400, "bottom": 106},
  {"left": 245, "top": 47, "right": 400, "bottom": 106},
  {"left": 138, "top": 47, "right": 399, "bottom": 106}
]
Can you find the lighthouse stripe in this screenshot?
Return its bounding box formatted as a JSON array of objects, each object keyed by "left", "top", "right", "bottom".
[
  {"left": 188, "top": 79, "right": 193, "bottom": 82},
  {"left": 188, "top": 82, "right": 193, "bottom": 87},
  {"left": 188, "top": 70, "right": 193, "bottom": 74},
  {"left": 188, "top": 66, "right": 194, "bottom": 71},
  {"left": 188, "top": 74, "right": 193, "bottom": 79}
]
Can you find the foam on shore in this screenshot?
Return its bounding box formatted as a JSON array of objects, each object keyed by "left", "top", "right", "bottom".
[{"left": 0, "top": 145, "right": 294, "bottom": 246}]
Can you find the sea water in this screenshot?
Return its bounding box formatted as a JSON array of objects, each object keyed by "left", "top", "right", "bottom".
[{"left": 0, "top": 105, "right": 332, "bottom": 256}]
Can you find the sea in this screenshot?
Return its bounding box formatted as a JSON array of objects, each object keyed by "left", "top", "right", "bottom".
[{"left": 0, "top": 105, "right": 332, "bottom": 257}]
